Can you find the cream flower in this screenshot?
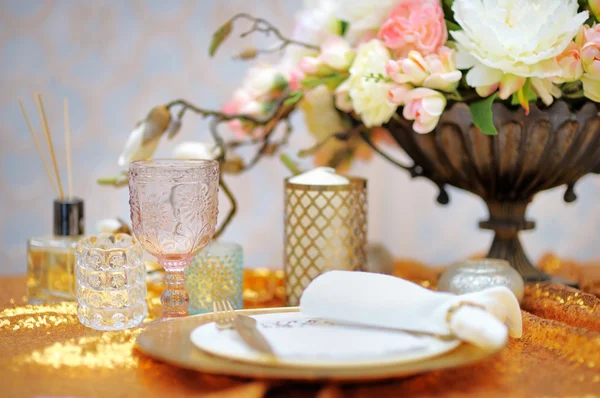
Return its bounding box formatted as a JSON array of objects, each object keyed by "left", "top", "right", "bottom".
[
  {"left": 300, "top": 85, "right": 347, "bottom": 141},
  {"left": 172, "top": 141, "right": 221, "bottom": 160},
  {"left": 530, "top": 77, "right": 562, "bottom": 106},
  {"left": 243, "top": 64, "right": 284, "bottom": 98},
  {"left": 96, "top": 218, "right": 130, "bottom": 235},
  {"left": 96, "top": 218, "right": 123, "bottom": 234},
  {"left": 451, "top": 0, "right": 588, "bottom": 87},
  {"left": 118, "top": 105, "right": 171, "bottom": 166},
  {"left": 293, "top": 0, "right": 339, "bottom": 45},
  {"left": 335, "top": 0, "right": 397, "bottom": 44},
  {"left": 581, "top": 74, "right": 600, "bottom": 101},
  {"left": 348, "top": 39, "right": 397, "bottom": 127},
  {"left": 334, "top": 78, "right": 354, "bottom": 112},
  {"left": 319, "top": 36, "right": 354, "bottom": 70},
  {"left": 295, "top": 0, "right": 397, "bottom": 45}
]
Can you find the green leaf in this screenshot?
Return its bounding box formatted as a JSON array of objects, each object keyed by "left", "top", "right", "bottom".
[
  {"left": 209, "top": 20, "right": 233, "bottom": 57},
  {"left": 470, "top": 93, "right": 498, "bottom": 136},
  {"left": 262, "top": 99, "right": 279, "bottom": 114},
  {"left": 301, "top": 74, "right": 347, "bottom": 90},
  {"left": 445, "top": 19, "right": 461, "bottom": 31},
  {"left": 510, "top": 79, "right": 536, "bottom": 105},
  {"left": 279, "top": 153, "right": 302, "bottom": 176},
  {"left": 273, "top": 73, "right": 289, "bottom": 91},
  {"left": 283, "top": 91, "right": 304, "bottom": 106},
  {"left": 442, "top": 0, "right": 456, "bottom": 23},
  {"left": 338, "top": 20, "right": 350, "bottom": 36}
]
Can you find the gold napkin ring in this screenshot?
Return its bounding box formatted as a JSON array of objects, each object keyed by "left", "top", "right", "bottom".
[{"left": 445, "top": 301, "right": 487, "bottom": 326}]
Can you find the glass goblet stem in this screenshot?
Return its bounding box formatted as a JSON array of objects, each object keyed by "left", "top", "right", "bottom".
[{"left": 159, "top": 260, "right": 190, "bottom": 318}]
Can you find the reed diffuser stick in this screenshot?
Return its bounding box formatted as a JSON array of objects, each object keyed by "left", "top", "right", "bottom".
[
  {"left": 63, "top": 99, "right": 73, "bottom": 200},
  {"left": 18, "top": 98, "right": 59, "bottom": 196},
  {"left": 37, "top": 93, "right": 65, "bottom": 200}
]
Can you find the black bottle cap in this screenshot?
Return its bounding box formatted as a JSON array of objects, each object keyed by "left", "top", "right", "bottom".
[{"left": 53, "top": 198, "right": 84, "bottom": 236}]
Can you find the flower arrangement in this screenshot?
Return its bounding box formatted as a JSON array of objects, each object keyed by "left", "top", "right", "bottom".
[{"left": 100, "top": 0, "right": 600, "bottom": 236}]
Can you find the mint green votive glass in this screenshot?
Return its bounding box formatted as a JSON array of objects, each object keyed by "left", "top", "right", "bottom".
[{"left": 184, "top": 241, "right": 244, "bottom": 315}]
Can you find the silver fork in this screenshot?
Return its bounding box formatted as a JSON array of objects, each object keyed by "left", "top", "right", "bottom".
[
  {"left": 212, "top": 300, "right": 276, "bottom": 356},
  {"left": 212, "top": 300, "right": 236, "bottom": 329}
]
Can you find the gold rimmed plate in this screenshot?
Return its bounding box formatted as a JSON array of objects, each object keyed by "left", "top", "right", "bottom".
[{"left": 135, "top": 307, "right": 504, "bottom": 381}]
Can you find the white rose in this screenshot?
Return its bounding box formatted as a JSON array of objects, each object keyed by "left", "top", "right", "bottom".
[
  {"left": 118, "top": 105, "right": 171, "bottom": 167},
  {"left": 300, "top": 85, "right": 347, "bottom": 141},
  {"left": 173, "top": 141, "right": 221, "bottom": 160},
  {"left": 452, "top": 0, "right": 588, "bottom": 87},
  {"left": 348, "top": 39, "right": 397, "bottom": 127}
]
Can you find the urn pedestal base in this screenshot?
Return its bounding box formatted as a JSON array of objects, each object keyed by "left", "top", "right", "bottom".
[
  {"left": 385, "top": 101, "right": 599, "bottom": 290},
  {"left": 480, "top": 201, "right": 578, "bottom": 287}
]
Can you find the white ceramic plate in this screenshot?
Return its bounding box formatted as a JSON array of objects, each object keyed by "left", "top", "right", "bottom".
[{"left": 190, "top": 312, "right": 461, "bottom": 368}]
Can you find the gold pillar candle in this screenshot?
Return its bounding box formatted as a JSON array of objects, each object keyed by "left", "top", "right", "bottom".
[{"left": 284, "top": 169, "right": 367, "bottom": 306}]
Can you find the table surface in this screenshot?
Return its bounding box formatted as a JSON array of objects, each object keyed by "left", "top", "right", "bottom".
[{"left": 1, "top": 257, "right": 600, "bottom": 398}]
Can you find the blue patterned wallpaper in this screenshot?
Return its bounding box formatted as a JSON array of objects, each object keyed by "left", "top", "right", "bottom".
[{"left": 0, "top": 0, "right": 598, "bottom": 275}]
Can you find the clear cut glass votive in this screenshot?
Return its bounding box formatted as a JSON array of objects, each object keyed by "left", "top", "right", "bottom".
[
  {"left": 438, "top": 258, "right": 525, "bottom": 302},
  {"left": 75, "top": 233, "right": 148, "bottom": 330},
  {"left": 184, "top": 241, "right": 243, "bottom": 315}
]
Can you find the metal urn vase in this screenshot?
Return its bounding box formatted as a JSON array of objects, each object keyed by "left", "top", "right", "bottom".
[{"left": 385, "top": 100, "right": 600, "bottom": 284}]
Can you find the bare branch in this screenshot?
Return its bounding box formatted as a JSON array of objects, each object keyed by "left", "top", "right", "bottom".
[
  {"left": 213, "top": 177, "right": 237, "bottom": 240},
  {"left": 232, "top": 13, "right": 319, "bottom": 54}
]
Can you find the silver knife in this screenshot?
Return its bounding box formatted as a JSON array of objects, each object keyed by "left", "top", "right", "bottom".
[{"left": 233, "top": 314, "right": 276, "bottom": 356}]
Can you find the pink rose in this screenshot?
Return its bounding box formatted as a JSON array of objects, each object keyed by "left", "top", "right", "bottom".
[
  {"left": 402, "top": 87, "right": 446, "bottom": 134},
  {"left": 222, "top": 89, "right": 258, "bottom": 138},
  {"left": 288, "top": 68, "right": 305, "bottom": 91},
  {"left": 387, "top": 83, "right": 411, "bottom": 105},
  {"left": 553, "top": 41, "right": 583, "bottom": 83},
  {"left": 577, "top": 25, "right": 600, "bottom": 77},
  {"left": 378, "top": 0, "right": 447, "bottom": 57}
]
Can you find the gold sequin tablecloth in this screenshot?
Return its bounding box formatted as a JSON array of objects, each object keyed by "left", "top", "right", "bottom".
[{"left": 1, "top": 255, "right": 600, "bottom": 398}]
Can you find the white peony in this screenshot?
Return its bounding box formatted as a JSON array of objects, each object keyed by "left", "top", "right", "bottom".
[
  {"left": 451, "top": 0, "right": 588, "bottom": 87},
  {"left": 348, "top": 39, "right": 397, "bottom": 127}
]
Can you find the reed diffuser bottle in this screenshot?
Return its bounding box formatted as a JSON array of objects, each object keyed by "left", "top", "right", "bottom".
[
  {"left": 27, "top": 198, "right": 85, "bottom": 303},
  {"left": 19, "top": 94, "right": 82, "bottom": 303}
]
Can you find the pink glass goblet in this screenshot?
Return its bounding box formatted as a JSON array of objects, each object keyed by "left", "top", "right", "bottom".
[{"left": 129, "top": 159, "right": 219, "bottom": 318}]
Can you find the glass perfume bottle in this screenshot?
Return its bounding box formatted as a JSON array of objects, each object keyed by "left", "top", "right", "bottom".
[{"left": 27, "top": 198, "right": 85, "bottom": 303}]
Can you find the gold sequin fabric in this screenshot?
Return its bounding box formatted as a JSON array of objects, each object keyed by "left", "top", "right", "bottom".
[{"left": 2, "top": 259, "right": 600, "bottom": 398}]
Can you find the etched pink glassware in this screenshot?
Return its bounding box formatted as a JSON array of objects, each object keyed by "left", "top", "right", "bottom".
[{"left": 129, "top": 159, "right": 219, "bottom": 318}]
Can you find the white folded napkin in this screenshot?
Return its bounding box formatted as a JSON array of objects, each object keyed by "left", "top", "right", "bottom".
[{"left": 299, "top": 271, "right": 522, "bottom": 350}]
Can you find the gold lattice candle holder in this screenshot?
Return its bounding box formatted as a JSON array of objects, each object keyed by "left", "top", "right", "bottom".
[{"left": 284, "top": 177, "right": 367, "bottom": 306}]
